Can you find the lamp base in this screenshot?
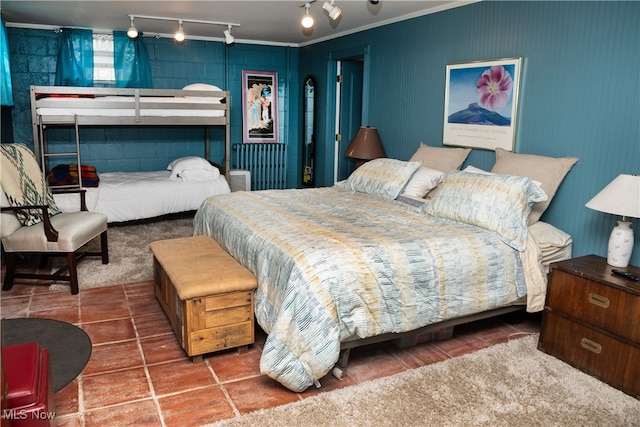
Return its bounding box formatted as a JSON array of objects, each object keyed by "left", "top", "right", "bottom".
[{"left": 607, "top": 220, "right": 634, "bottom": 268}]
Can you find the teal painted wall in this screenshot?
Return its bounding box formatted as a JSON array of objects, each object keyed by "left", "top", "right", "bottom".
[
  {"left": 4, "top": 1, "right": 639, "bottom": 265},
  {"left": 5, "top": 28, "right": 300, "bottom": 187},
  {"left": 300, "top": 1, "right": 639, "bottom": 265}
]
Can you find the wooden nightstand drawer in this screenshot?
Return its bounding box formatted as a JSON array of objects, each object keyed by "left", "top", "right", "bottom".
[
  {"left": 547, "top": 269, "right": 640, "bottom": 342},
  {"left": 539, "top": 311, "right": 640, "bottom": 397}
]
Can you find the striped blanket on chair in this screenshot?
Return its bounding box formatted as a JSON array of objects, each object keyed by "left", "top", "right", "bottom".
[{"left": 0, "top": 143, "right": 61, "bottom": 226}]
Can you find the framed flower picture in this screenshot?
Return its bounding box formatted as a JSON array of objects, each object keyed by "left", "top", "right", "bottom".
[
  {"left": 443, "top": 58, "right": 523, "bottom": 151},
  {"left": 242, "top": 70, "right": 278, "bottom": 143}
]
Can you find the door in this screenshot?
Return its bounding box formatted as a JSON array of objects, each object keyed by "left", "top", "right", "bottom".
[{"left": 336, "top": 57, "right": 364, "bottom": 182}]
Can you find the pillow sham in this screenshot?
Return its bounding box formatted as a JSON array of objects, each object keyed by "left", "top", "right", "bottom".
[
  {"left": 424, "top": 170, "right": 548, "bottom": 251},
  {"left": 490, "top": 148, "right": 578, "bottom": 224},
  {"left": 401, "top": 166, "right": 445, "bottom": 198},
  {"left": 409, "top": 142, "right": 471, "bottom": 173},
  {"left": 345, "top": 158, "right": 421, "bottom": 199}
]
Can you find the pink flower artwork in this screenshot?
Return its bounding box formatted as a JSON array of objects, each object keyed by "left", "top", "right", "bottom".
[{"left": 476, "top": 65, "right": 513, "bottom": 111}]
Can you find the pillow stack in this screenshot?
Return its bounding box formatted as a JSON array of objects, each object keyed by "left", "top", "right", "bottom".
[
  {"left": 424, "top": 170, "right": 548, "bottom": 251},
  {"left": 168, "top": 157, "right": 220, "bottom": 182}
]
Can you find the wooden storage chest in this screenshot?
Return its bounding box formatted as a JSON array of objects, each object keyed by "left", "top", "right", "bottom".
[{"left": 150, "top": 236, "right": 258, "bottom": 362}]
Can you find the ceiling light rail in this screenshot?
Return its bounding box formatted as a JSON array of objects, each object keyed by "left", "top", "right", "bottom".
[{"left": 126, "top": 14, "right": 240, "bottom": 44}]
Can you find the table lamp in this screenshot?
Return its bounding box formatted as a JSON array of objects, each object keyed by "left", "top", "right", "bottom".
[
  {"left": 345, "top": 126, "right": 385, "bottom": 168},
  {"left": 585, "top": 173, "right": 640, "bottom": 267}
]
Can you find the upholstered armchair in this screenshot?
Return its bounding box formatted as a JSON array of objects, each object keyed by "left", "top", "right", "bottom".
[{"left": 1, "top": 143, "right": 108, "bottom": 294}]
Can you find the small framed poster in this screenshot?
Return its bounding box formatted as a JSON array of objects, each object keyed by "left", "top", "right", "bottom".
[
  {"left": 242, "top": 70, "right": 278, "bottom": 143},
  {"left": 443, "top": 57, "right": 523, "bottom": 151}
]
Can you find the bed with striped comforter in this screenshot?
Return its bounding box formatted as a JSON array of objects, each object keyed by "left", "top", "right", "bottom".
[{"left": 193, "top": 185, "right": 527, "bottom": 392}]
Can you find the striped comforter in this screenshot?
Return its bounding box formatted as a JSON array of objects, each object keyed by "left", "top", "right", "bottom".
[{"left": 193, "top": 186, "right": 526, "bottom": 391}]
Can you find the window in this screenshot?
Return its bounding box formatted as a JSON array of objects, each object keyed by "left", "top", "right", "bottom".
[{"left": 93, "top": 33, "right": 114, "bottom": 84}]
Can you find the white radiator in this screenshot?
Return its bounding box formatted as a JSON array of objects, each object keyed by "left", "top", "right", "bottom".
[
  {"left": 232, "top": 143, "right": 286, "bottom": 190},
  {"left": 229, "top": 170, "right": 251, "bottom": 192}
]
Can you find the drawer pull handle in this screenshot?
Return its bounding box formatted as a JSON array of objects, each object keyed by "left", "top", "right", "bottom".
[
  {"left": 580, "top": 338, "right": 602, "bottom": 354},
  {"left": 588, "top": 293, "right": 609, "bottom": 308}
]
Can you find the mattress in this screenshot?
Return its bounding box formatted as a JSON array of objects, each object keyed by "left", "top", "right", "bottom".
[
  {"left": 53, "top": 170, "right": 230, "bottom": 223},
  {"left": 36, "top": 96, "right": 225, "bottom": 118}
]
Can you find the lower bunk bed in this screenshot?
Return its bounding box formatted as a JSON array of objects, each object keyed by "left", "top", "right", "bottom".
[
  {"left": 52, "top": 156, "right": 230, "bottom": 223},
  {"left": 192, "top": 158, "right": 573, "bottom": 392}
]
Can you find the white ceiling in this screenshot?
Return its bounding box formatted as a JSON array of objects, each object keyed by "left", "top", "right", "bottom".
[{"left": 1, "top": 1, "right": 474, "bottom": 46}]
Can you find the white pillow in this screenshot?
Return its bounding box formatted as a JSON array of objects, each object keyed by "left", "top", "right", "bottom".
[
  {"left": 182, "top": 83, "right": 224, "bottom": 102},
  {"left": 177, "top": 169, "right": 220, "bottom": 182},
  {"left": 464, "top": 165, "right": 544, "bottom": 190},
  {"left": 168, "top": 157, "right": 215, "bottom": 179},
  {"left": 401, "top": 167, "right": 445, "bottom": 198}
]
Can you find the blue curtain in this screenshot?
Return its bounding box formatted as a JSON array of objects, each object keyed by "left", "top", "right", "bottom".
[
  {"left": 1, "top": 18, "right": 13, "bottom": 106},
  {"left": 54, "top": 28, "right": 94, "bottom": 87},
  {"left": 113, "top": 31, "right": 152, "bottom": 88}
]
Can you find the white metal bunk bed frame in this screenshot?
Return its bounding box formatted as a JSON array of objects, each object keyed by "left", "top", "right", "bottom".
[{"left": 30, "top": 85, "right": 231, "bottom": 187}]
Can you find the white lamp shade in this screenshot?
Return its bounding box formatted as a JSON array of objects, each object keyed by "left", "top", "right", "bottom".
[{"left": 585, "top": 174, "right": 640, "bottom": 219}]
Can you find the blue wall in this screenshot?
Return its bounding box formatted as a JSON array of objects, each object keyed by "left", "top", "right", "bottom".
[
  {"left": 6, "top": 28, "right": 300, "bottom": 186},
  {"left": 5, "top": 1, "right": 640, "bottom": 265},
  {"left": 300, "top": 1, "right": 639, "bottom": 266}
]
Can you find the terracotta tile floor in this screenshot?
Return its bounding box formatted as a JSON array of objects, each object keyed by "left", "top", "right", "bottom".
[{"left": 1, "top": 280, "right": 541, "bottom": 426}]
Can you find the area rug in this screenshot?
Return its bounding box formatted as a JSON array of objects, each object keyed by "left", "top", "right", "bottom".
[
  {"left": 1, "top": 318, "right": 92, "bottom": 392},
  {"left": 49, "top": 216, "right": 194, "bottom": 291},
  {"left": 210, "top": 334, "right": 640, "bottom": 427}
]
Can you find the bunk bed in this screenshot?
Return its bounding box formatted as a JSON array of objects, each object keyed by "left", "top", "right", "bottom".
[{"left": 30, "top": 84, "right": 232, "bottom": 222}]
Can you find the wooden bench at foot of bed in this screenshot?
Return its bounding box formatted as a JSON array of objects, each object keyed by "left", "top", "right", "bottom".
[{"left": 149, "top": 236, "right": 258, "bottom": 362}]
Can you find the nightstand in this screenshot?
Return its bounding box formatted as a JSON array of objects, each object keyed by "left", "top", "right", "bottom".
[{"left": 538, "top": 255, "right": 640, "bottom": 398}]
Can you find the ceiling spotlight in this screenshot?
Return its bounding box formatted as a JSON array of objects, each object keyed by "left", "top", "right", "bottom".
[
  {"left": 224, "top": 24, "right": 235, "bottom": 44},
  {"left": 301, "top": 3, "right": 314, "bottom": 29},
  {"left": 127, "top": 16, "right": 138, "bottom": 38},
  {"left": 322, "top": 1, "right": 342, "bottom": 20},
  {"left": 174, "top": 20, "right": 185, "bottom": 43}
]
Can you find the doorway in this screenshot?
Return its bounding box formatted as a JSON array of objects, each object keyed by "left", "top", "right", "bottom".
[{"left": 335, "top": 57, "right": 364, "bottom": 182}]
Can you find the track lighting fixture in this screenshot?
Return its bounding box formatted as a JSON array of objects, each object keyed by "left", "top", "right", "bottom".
[
  {"left": 127, "top": 16, "right": 138, "bottom": 38},
  {"left": 174, "top": 20, "right": 185, "bottom": 43},
  {"left": 301, "top": 3, "right": 314, "bottom": 29},
  {"left": 126, "top": 15, "right": 240, "bottom": 44},
  {"left": 223, "top": 24, "right": 234, "bottom": 45},
  {"left": 322, "top": 1, "right": 342, "bottom": 20}
]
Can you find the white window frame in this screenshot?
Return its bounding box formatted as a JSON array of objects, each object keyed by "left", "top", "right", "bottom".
[{"left": 93, "top": 33, "right": 115, "bottom": 85}]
